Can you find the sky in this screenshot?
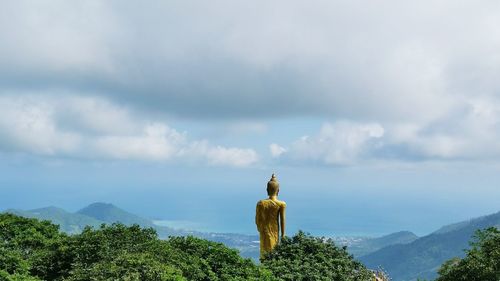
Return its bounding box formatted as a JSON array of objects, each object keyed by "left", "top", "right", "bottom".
[{"left": 1, "top": 0, "right": 500, "bottom": 237}]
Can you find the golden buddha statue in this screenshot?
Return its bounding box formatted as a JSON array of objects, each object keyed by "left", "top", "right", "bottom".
[{"left": 255, "top": 173, "right": 286, "bottom": 259}]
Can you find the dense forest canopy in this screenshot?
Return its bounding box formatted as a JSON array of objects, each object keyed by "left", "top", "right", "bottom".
[
  {"left": 0, "top": 213, "right": 372, "bottom": 281},
  {"left": 1, "top": 213, "right": 498, "bottom": 281}
]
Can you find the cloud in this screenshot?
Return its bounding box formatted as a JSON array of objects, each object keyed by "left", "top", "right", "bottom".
[
  {"left": 274, "top": 122, "right": 384, "bottom": 165},
  {"left": 205, "top": 146, "right": 258, "bottom": 167},
  {"left": 92, "top": 123, "right": 185, "bottom": 161},
  {"left": 269, "top": 143, "right": 286, "bottom": 158},
  {"left": 1, "top": 1, "right": 500, "bottom": 164},
  {"left": 385, "top": 97, "right": 500, "bottom": 160},
  {"left": 274, "top": 102, "right": 500, "bottom": 165},
  {"left": 0, "top": 0, "right": 499, "bottom": 123},
  {"left": 0, "top": 95, "right": 81, "bottom": 156},
  {"left": 0, "top": 94, "right": 258, "bottom": 167}
]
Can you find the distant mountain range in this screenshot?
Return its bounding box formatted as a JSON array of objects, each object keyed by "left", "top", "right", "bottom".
[
  {"left": 339, "top": 231, "right": 419, "bottom": 257},
  {"left": 360, "top": 211, "right": 500, "bottom": 281},
  {"left": 6, "top": 203, "right": 182, "bottom": 237}
]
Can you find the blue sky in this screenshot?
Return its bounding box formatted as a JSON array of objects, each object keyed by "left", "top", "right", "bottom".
[{"left": 1, "top": 0, "right": 500, "bottom": 236}]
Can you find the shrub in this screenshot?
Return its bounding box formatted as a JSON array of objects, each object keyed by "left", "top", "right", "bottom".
[
  {"left": 261, "top": 231, "right": 373, "bottom": 281},
  {"left": 0, "top": 214, "right": 275, "bottom": 281},
  {"left": 65, "top": 253, "right": 185, "bottom": 281}
]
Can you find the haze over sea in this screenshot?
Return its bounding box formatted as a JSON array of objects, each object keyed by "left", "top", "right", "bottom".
[
  {"left": 1, "top": 1, "right": 500, "bottom": 239},
  {"left": 2, "top": 157, "right": 498, "bottom": 237}
]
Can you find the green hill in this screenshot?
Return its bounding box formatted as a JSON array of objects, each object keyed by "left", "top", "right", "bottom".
[
  {"left": 6, "top": 206, "right": 103, "bottom": 234},
  {"left": 5, "top": 203, "right": 182, "bottom": 238},
  {"left": 360, "top": 211, "right": 500, "bottom": 281},
  {"left": 77, "top": 202, "right": 155, "bottom": 227}
]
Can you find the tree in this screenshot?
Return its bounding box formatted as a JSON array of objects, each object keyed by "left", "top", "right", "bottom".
[
  {"left": 0, "top": 270, "right": 41, "bottom": 281},
  {"left": 0, "top": 213, "right": 64, "bottom": 279},
  {"left": 0, "top": 214, "right": 276, "bottom": 281},
  {"left": 261, "top": 231, "right": 373, "bottom": 281},
  {"left": 1, "top": 214, "right": 383, "bottom": 281},
  {"left": 65, "top": 253, "right": 185, "bottom": 281},
  {"left": 436, "top": 227, "right": 500, "bottom": 281},
  {"left": 162, "top": 236, "right": 276, "bottom": 281}
]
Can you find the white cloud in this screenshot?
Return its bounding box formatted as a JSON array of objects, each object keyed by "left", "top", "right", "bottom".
[
  {"left": 204, "top": 145, "right": 258, "bottom": 167},
  {"left": 386, "top": 97, "right": 500, "bottom": 160},
  {"left": 92, "top": 123, "right": 185, "bottom": 161},
  {"left": 279, "top": 121, "right": 384, "bottom": 165},
  {"left": 0, "top": 96, "right": 81, "bottom": 155},
  {"left": 179, "top": 141, "right": 258, "bottom": 167},
  {"left": 1, "top": 1, "right": 500, "bottom": 165},
  {"left": 0, "top": 94, "right": 258, "bottom": 167},
  {"left": 55, "top": 97, "right": 140, "bottom": 135},
  {"left": 1, "top": 0, "right": 499, "bottom": 123},
  {"left": 269, "top": 143, "right": 286, "bottom": 158},
  {"left": 275, "top": 99, "right": 500, "bottom": 164}
]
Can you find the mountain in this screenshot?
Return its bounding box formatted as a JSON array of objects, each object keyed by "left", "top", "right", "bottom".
[
  {"left": 345, "top": 231, "right": 418, "bottom": 257},
  {"left": 5, "top": 203, "right": 180, "bottom": 237},
  {"left": 359, "top": 211, "right": 500, "bottom": 281},
  {"left": 6, "top": 206, "right": 103, "bottom": 234},
  {"left": 77, "top": 202, "right": 155, "bottom": 227},
  {"left": 76, "top": 202, "right": 186, "bottom": 238}
]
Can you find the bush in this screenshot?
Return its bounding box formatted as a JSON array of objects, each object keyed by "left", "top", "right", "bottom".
[
  {"left": 163, "top": 236, "right": 276, "bottom": 281},
  {"left": 261, "top": 231, "right": 373, "bottom": 281},
  {"left": 0, "top": 269, "right": 41, "bottom": 281},
  {"left": 0, "top": 214, "right": 274, "bottom": 281},
  {"left": 65, "top": 253, "right": 185, "bottom": 281}
]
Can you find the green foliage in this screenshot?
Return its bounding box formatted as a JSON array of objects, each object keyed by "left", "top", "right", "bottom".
[
  {"left": 0, "top": 213, "right": 64, "bottom": 278},
  {"left": 360, "top": 211, "right": 500, "bottom": 281},
  {"left": 0, "top": 269, "right": 41, "bottom": 281},
  {"left": 4, "top": 213, "right": 430, "bottom": 281},
  {"left": 436, "top": 227, "right": 500, "bottom": 281},
  {"left": 0, "top": 213, "right": 274, "bottom": 281},
  {"left": 163, "top": 236, "right": 276, "bottom": 281},
  {"left": 262, "top": 231, "right": 373, "bottom": 281},
  {"left": 66, "top": 253, "right": 185, "bottom": 281}
]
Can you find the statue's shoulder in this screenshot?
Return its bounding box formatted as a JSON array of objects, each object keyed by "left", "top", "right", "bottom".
[
  {"left": 278, "top": 200, "right": 286, "bottom": 207},
  {"left": 256, "top": 199, "right": 266, "bottom": 206}
]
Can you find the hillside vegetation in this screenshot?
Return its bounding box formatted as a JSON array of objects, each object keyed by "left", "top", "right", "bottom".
[
  {"left": 360, "top": 211, "right": 500, "bottom": 281},
  {"left": 436, "top": 227, "right": 500, "bottom": 281},
  {"left": 0, "top": 213, "right": 373, "bottom": 281},
  {"left": 262, "top": 231, "right": 373, "bottom": 281}
]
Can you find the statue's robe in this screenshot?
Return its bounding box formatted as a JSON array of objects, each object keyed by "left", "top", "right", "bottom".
[{"left": 255, "top": 198, "right": 286, "bottom": 258}]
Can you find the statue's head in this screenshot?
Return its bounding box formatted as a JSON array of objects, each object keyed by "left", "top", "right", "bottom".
[{"left": 267, "top": 173, "right": 280, "bottom": 196}]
